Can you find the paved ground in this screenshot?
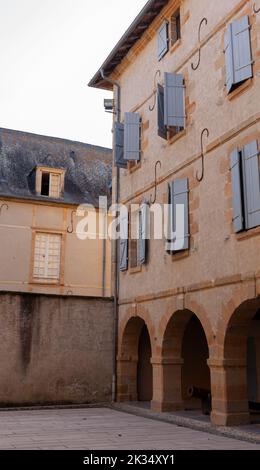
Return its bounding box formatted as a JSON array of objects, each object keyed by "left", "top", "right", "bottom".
[{"left": 0, "top": 407, "right": 259, "bottom": 450}]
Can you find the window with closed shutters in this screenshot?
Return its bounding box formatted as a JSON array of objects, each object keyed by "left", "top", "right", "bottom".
[{"left": 33, "top": 233, "right": 62, "bottom": 283}]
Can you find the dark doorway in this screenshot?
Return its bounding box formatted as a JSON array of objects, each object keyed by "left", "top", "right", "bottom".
[{"left": 137, "top": 325, "right": 153, "bottom": 402}]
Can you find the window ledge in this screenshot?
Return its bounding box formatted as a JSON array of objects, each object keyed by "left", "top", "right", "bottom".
[
  {"left": 236, "top": 225, "right": 260, "bottom": 241},
  {"left": 128, "top": 161, "right": 141, "bottom": 174},
  {"left": 30, "top": 280, "right": 61, "bottom": 286},
  {"left": 168, "top": 128, "right": 186, "bottom": 145},
  {"left": 170, "top": 38, "right": 182, "bottom": 54},
  {"left": 171, "top": 250, "right": 189, "bottom": 261},
  {"left": 129, "top": 265, "right": 142, "bottom": 275},
  {"left": 227, "top": 78, "right": 253, "bottom": 101}
]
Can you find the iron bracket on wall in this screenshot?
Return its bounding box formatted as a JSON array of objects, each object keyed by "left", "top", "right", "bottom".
[
  {"left": 196, "top": 128, "right": 209, "bottom": 182},
  {"left": 150, "top": 160, "right": 162, "bottom": 204},
  {"left": 67, "top": 210, "right": 77, "bottom": 233},
  {"left": 253, "top": 2, "right": 260, "bottom": 13},
  {"left": 149, "top": 70, "right": 161, "bottom": 112},
  {"left": 0, "top": 203, "right": 8, "bottom": 216},
  {"left": 191, "top": 18, "right": 208, "bottom": 71}
]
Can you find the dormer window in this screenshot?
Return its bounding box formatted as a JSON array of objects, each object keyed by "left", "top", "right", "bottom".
[{"left": 35, "top": 166, "right": 65, "bottom": 199}]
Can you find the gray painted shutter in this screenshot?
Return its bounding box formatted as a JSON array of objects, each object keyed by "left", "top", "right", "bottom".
[
  {"left": 242, "top": 140, "right": 260, "bottom": 230},
  {"left": 114, "top": 122, "right": 127, "bottom": 169},
  {"left": 124, "top": 112, "right": 141, "bottom": 161},
  {"left": 247, "top": 337, "right": 258, "bottom": 403},
  {"left": 224, "top": 23, "right": 235, "bottom": 94},
  {"left": 164, "top": 72, "right": 185, "bottom": 128},
  {"left": 233, "top": 15, "right": 253, "bottom": 85},
  {"left": 157, "top": 84, "right": 167, "bottom": 140},
  {"left": 230, "top": 148, "right": 244, "bottom": 233},
  {"left": 168, "top": 178, "right": 189, "bottom": 252},
  {"left": 139, "top": 203, "right": 149, "bottom": 265},
  {"left": 157, "top": 21, "right": 169, "bottom": 61},
  {"left": 119, "top": 213, "right": 128, "bottom": 272}
]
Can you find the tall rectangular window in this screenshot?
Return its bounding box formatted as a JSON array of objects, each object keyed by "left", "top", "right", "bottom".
[
  {"left": 40, "top": 172, "right": 61, "bottom": 198},
  {"left": 171, "top": 9, "right": 181, "bottom": 47},
  {"left": 33, "top": 233, "right": 62, "bottom": 283}
]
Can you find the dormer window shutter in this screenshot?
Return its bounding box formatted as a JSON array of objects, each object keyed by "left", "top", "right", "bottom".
[
  {"left": 157, "top": 84, "right": 167, "bottom": 140},
  {"left": 167, "top": 178, "right": 189, "bottom": 252},
  {"left": 164, "top": 72, "right": 185, "bottom": 129},
  {"left": 119, "top": 212, "right": 129, "bottom": 272},
  {"left": 224, "top": 15, "right": 253, "bottom": 93},
  {"left": 230, "top": 149, "right": 244, "bottom": 233},
  {"left": 114, "top": 122, "right": 127, "bottom": 169},
  {"left": 241, "top": 140, "right": 260, "bottom": 230},
  {"left": 124, "top": 112, "right": 141, "bottom": 161},
  {"left": 157, "top": 21, "right": 169, "bottom": 61}
]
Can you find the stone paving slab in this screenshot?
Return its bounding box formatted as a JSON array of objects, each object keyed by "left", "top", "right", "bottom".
[{"left": 0, "top": 408, "right": 259, "bottom": 450}]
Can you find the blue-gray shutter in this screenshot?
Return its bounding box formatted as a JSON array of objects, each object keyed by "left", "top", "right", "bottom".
[
  {"left": 157, "top": 21, "right": 169, "bottom": 61},
  {"left": 232, "top": 15, "right": 253, "bottom": 85},
  {"left": 224, "top": 16, "right": 253, "bottom": 93},
  {"left": 224, "top": 23, "right": 235, "bottom": 94},
  {"left": 242, "top": 140, "right": 260, "bottom": 230},
  {"left": 230, "top": 148, "right": 244, "bottom": 233},
  {"left": 157, "top": 84, "right": 167, "bottom": 140},
  {"left": 119, "top": 213, "right": 128, "bottom": 271},
  {"left": 139, "top": 203, "right": 149, "bottom": 265},
  {"left": 164, "top": 72, "right": 185, "bottom": 129},
  {"left": 114, "top": 122, "right": 127, "bottom": 169},
  {"left": 124, "top": 112, "right": 141, "bottom": 161},
  {"left": 168, "top": 178, "right": 189, "bottom": 252}
]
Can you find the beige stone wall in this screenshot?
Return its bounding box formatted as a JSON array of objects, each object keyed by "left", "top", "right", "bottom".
[
  {"left": 0, "top": 293, "right": 113, "bottom": 405},
  {"left": 0, "top": 199, "right": 111, "bottom": 298},
  {"left": 113, "top": 0, "right": 260, "bottom": 425}
]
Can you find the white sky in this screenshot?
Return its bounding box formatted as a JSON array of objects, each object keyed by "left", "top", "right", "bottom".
[{"left": 0, "top": 0, "right": 147, "bottom": 148}]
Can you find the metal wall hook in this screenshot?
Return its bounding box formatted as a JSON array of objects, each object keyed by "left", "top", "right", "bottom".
[
  {"left": 253, "top": 2, "right": 260, "bottom": 13},
  {"left": 150, "top": 160, "right": 161, "bottom": 204},
  {"left": 149, "top": 70, "right": 161, "bottom": 111},
  {"left": 67, "top": 210, "right": 76, "bottom": 233},
  {"left": 0, "top": 203, "right": 9, "bottom": 216},
  {"left": 191, "top": 18, "right": 208, "bottom": 71},
  {"left": 196, "top": 128, "right": 209, "bottom": 182}
]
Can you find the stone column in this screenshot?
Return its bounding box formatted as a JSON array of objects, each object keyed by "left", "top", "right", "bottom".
[
  {"left": 209, "top": 357, "right": 250, "bottom": 426},
  {"left": 151, "top": 356, "right": 184, "bottom": 412},
  {"left": 117, "top": 355, "right": 138, "bottom": 402}
]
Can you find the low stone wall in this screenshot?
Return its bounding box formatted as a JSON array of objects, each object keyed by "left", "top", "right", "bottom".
[{"left": 0, "top": 293, "right": 113, "bottom": 406}]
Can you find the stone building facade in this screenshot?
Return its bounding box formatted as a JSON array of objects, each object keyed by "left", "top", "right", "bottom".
[
  {"left": 0, "top": 128, "right": 113, "bottom": 406},
  {"left": 89, "top": 0, "right": 260, "bottom": 426}
]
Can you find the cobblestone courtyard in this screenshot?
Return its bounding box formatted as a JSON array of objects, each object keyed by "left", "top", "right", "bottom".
[{"left": 0, "top": 408, "right": 259, "bottom": 450}]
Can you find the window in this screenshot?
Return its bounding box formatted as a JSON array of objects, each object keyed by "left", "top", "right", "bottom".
[
  {"left": 129, "top": 208, "right": 141, "bottom": 269},
  {"left": 114, "top": 112, "right": 141, "bottom": 170},
  {"left": 230, "top": 140, "right": 260, "bottom": 233},
  {"left": 224, "top": 15, "right": 253, "bottom": 94},
  {"left": 157, "top": 72, "right": 186, "bottom": 140},
  {"left": 40, "top": 172, "right": 61, "bottom": 198},
  {"left": 171, "top": 8, "right": 181, "bottom": 47},
  {"left": 157, "top": 21, "right": 169, "bottom": 61},
  {"left": 166, "top": 178, "right": 189, "bottom": 253},
  {"left": 33, "top": 233, "right": 62, "bottom": 283}
]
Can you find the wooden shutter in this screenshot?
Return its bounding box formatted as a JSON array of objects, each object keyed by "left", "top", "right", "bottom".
[
  {"left": 114, "top": 122, "right": 127, "bottom": 169},
  {"left": 224, "top": 24, "right": 235, "bottom": 94},
  {"left": 119, "top": 212, "right": 128, "bottom": 272},
  {"left": 167, "top": 179, "right": 189, "bottom": 252},
  {"left": 230, "top": 148, "right": 244, "bottom": 233},
  {"left": 164, "top": 72, "right": 185, "bottom": 129},
  {"left": 157, "top": 84, "right": 167, "bottom": 140},
  {"left": 232, "top": 15, "right": 253, "bottom": 85},
  {"left": 49, "top": 173, "right": 61, "bottom": 198},
  {"left": 33, "top": 233, "right": 61, "bottom": 282},
  {"left": 242, "top": 140, "right": 260, "bottom": 230},
  {"left": 224, "top": 16, "right": 253, "bottom": 93},
  {"left": 139, "top": 203, "right": 149, "bottom": 265},
  {"left": 124, "top": 112, "right": 141, "bottom": 161},
  {"left": 157, "top": 21, "right": 169, "bottom": 61}
]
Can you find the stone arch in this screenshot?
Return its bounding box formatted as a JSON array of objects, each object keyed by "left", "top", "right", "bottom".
[
  {"left": 152, "top": 307, "right": 212, "bottom": 413},
  {"left": 211, "top": 295, "right": 260, "bottom": 426},
  {"left": 117, "top": 310, "right": 153, "bottom": 403}
]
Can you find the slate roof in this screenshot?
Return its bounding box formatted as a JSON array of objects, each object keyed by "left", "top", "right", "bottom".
[
  {"left": 0, "top": 128, "right": 112, "bottom": 207},
  {"left": 88, "top": 0, "right": 168, "bottom": 89}
]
